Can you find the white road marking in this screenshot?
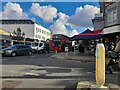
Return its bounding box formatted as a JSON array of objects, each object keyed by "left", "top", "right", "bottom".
[
  {"left": 25, "top": 73, "right": 39, "bottom": 76},
  {"left": 86, "top": 72, "right": 93, "bottom": 74},
  {"left": 2, "top": 59, "right": 8, "bottom": 61},
  {"left": 30, "top": 56, "right": 36, "bottom": 57}
]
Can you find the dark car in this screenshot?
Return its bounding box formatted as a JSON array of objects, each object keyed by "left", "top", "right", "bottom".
[{"left": 1, "top": 44, "right": 32, "bottom": 57}]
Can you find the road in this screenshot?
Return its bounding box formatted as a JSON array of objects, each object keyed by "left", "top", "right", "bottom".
[{"left": 1, "top": 52, "right": 119, "bottom": 89}]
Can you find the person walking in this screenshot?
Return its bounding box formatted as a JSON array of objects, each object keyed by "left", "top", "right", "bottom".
[{"left": 115, "top": 35, "right": 120, "bottom": 69}]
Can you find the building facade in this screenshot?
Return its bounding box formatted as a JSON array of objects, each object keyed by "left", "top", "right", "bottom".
[
  {"left": 92, "top": 14, "right": 104, "bottom": 31},
  {"left": 103, "top": 2, "right": 120, "bottom": 34},
  {"left": 34, "top": 23, "right": 51, "bottom": 41},
  {"left": 92, "top": 1, "right": 120, "bottom": 52},
  {"left": 0, "top": 28, "right": 11, "bottom": 48},
  {"left": 93, "top": 2, "right": 120, "bottom": 35},
  {"left": 0, "top": 19, "right": 51, "bottom": 42},
  {"left": 99, "top": 2, "right": 114, "bottom": 13}
]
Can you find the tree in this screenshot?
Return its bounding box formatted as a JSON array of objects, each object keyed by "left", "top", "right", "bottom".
[
  {"left": 22, "top": 32, "right": 25, "bottom": 36},
  {"left": 13, "top": 30, "right": 16, "bottom": 35},
  {"left": 12, "top": 27, "right": 25, "bottom": 43},
  {"left": 16, "top": 27, "right": 22, "bottom": 36}
]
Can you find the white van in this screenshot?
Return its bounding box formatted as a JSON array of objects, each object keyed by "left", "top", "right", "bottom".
[{"left": 31, "top": 42, "right": 44, "bottom": 52}]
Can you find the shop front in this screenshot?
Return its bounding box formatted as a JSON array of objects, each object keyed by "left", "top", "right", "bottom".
[
  {"left": 103, "top": 25, "right": 120, "bottom": 52},
  {"left": 72, "top": 29, "right": 103, "bottom": 54},
  {"left": 0, "top": 34, "right": 12, "bottom": 48}
]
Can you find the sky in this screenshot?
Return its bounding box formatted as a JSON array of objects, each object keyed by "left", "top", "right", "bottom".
[{"left": 1, "top": 2, "right": 100, "bottom": 37}]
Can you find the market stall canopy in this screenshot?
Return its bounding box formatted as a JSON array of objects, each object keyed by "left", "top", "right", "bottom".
[
  {"left": 72, "top": 29, "right": 102, "bottom": 40},
  {"left": 80, "top": 29, "right": 92, "bottom": 34}
]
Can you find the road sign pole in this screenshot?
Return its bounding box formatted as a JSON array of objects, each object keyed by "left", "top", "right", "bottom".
[
  {"left": 55, "top": 50, "right": 57, "bottom": 55},
  {"left": 65, "top": 47, "right": 68, "bottom": 57}
]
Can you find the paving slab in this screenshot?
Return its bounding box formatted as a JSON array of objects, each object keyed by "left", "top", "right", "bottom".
[{"left": 76, "top": 81, "right": 120, "bottom": 90}]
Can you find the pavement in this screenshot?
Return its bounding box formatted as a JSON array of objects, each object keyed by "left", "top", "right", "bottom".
[
  {"left": 51, "top": 51, "right": 120, "bottom": 90},
  {"left": 1, "top": 52, "right": 119, "bottom": 90},
  {"left": 51, "top": 51, "right": 109, "bottom": 63},
  {"left": 1, "top": 65, "right": 95, "bottom": 89}
]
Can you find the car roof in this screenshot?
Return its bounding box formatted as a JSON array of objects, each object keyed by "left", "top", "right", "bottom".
[{"left": 14, "top": 44, "right": 29, "bottom": 46}]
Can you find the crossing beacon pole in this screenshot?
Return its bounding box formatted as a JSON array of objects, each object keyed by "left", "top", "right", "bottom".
[
  {"left": 55, "top": 50, "right": 57, "bottom": 55},
  {"left": 95, "top": 43, "right": 106, "bottom": 87},
  {"left": 65, "top": 47, "right": 68, "bottom": 57}
]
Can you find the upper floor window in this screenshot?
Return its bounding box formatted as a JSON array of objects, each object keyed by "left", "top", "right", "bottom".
[
  {"left": 39, "top": 29, "right": 41, "bottom": 33},
  {"left": 107, "top": 7, "right": 117, "bottom": 26},
  {"left": 42, "top": 30, "right": 44, "bottom": 34},
  {"left": 36, "top": 27, "right": 38, "bottom": 33},
  {"left": 47, "top": 32, "right": 49, "bottom": 36},
  {"left": 36, "top": 34, "right": 37, "bottom": 38}
]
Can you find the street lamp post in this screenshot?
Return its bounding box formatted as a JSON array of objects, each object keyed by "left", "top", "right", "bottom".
[
  {"left": 23, "top": 35, "right": 26, "bottom": 45},
  {"left": 22, "top": 32, "right": 25, "bottom": 45}
]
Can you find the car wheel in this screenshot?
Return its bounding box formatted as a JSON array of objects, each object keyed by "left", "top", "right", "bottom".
[
  {"left": 42, "top": 50, "right": 45, "bottom": 53},
  {"left": 38, "top": 50, "right": 40, "bottom": 53},
  {"left": 28, "top": 51, "right": 32, "bottom": 55},
  {"left": 48, "top": 50, "right": 50, "bottom": 53},
  {"left": 11, "top": 52, "right": 16, "bottom": 57}
]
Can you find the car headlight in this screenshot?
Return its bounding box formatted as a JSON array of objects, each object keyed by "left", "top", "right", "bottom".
[{"left": 0, "top": 50, "right": 3, "bottom": 53}]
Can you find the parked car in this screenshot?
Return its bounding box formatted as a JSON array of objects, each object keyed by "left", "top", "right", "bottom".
[
  {"left": 31, "top": 42, "right": 50, "bottom": 53},
  {"left": 31, "top": 42, "right": 44, "bottom": 53},
  {"left": 1, "top": 44, "right": 32, "bottom": 57}
]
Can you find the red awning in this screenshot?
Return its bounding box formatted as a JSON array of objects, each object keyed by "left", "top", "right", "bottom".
[
  {"left": 78, "top": 30, "right": 102, "bottom": 36},
  {"left": 72, "top": 29, "right": 103, "bottom": 40},
  {"left": 93, "top": 29, "right": 103, "bottom": 34}
]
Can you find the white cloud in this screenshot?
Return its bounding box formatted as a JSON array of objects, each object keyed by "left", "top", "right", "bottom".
[
  {"left": 0, "top": 2, "right": 28, "bottom": 19},
  {"left": 50, "top": 21, "right": 68, "bottom": 35},
  {"left": 68, "top": 5, "right": 100, "bottom": 28},
  {"left": 57, "top": 12, "right": 69, "bottom": 24},
  {"left": 50, "top": 12, "right": 69, "bottom": 35},
  {"left": 30, "top": 3, "right": 57, "bottom": 23},
  {"left": 69, "top": 29, "right": 79, "bottom": 37},
  {"left": 50, "top": 5, "right": 99, "bottom": 36}
]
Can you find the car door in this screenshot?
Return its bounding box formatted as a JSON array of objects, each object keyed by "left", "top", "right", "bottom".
[
  {"left": 16, "top": 45, "right": 24, "bottom": 55},
  {"left": 21, "top": 46, "right": 28, "bottom": 54},
  {"left": 24, "top": 46, "right": 30, "bottom": 54},
  {"left": 39, "top": 43, "right": 43, "bottom": 50}
]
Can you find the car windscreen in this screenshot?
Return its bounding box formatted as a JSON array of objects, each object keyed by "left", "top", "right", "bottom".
[
  {"left": 39, "top": 43, "right": 43, "bottom": 47},
  {"left": 9, "top": 45, "right": 17, "bottom": 49},
  {"left": 31, "top": 43, "right": 38, "bottom": 46},
  {"left": 53, "top": 41, "right": 61, "bottom": 47}
]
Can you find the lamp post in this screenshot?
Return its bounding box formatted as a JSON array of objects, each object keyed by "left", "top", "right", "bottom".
[
  {"left": 22, "top": 32, "right": 25, "bottom": 45},
  {"left": 10, "top": 33, "right": 13, "bottom": 45}
]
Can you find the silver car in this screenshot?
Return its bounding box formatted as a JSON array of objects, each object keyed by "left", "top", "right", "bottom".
[{"left": 1, "top": 44, "right": 32, "bottom": 57}]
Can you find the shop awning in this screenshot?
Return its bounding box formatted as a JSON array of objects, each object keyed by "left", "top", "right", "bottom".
[
  {"left": 0, "top": 34, "right": 11, "bottom": 40},
  {"left": 72, "top": 29, "right": 103, "bottom": 40}
]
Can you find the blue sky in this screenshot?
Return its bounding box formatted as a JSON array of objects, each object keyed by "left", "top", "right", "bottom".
[{"left": 1, "top": 2, "right": 100, "bottom": 37}]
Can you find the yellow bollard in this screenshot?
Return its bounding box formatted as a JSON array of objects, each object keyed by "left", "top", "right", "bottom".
[{"left": 95, "top": 43, "right": 105, "bottom": 86}]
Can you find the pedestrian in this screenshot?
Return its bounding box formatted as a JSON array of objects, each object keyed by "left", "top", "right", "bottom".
[
  {"left": 115, "top": 35, "right": 120, "bottom": 69},
  {"left": 104, "top": 38, "right": 109, "bottom": 52}
]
